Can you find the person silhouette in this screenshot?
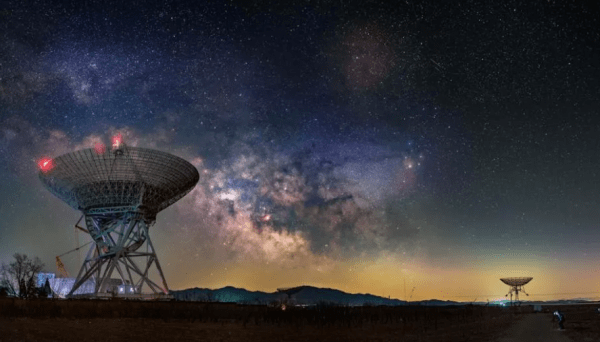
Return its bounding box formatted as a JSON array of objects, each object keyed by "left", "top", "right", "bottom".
[{"left": 553, "top": 310, "right": 565, "bottom": 330}]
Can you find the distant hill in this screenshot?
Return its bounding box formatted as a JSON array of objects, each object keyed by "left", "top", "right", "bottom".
[
  {"left": 171, "top": 286, "right": 276, "bottom": 304},
  {"left": 170, "top": 285, "right": 462, "bottom": 306},
  {"left": 417, "top": 299, "right": 464, "bottom": 306}
]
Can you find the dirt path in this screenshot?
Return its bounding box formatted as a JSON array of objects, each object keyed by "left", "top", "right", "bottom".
[{"left": 495, "top": 314, "right": 572, "bottom": 342}]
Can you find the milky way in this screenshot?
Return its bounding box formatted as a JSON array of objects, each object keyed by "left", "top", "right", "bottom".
[{"left": 1, "top": 1, "right": 599, "bottom": 300}]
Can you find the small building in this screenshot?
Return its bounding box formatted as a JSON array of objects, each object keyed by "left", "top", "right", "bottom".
[
  {"left": 48, "top": 278, "right": 95, "bottom": 298},
  {"left": 117, "top": 284, "right": 138, "bottom": 295},
  {"left": 47, "top": 278, "right": 124, "bottom": 298},
  {"left": 37, "top": 273, "right": 56, "bottom": 288},
  {"left": 102, "top": 278, "right": 125, "bottom": 294}
]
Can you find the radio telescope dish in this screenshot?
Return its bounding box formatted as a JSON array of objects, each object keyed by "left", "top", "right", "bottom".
[
  {"left": 500, "top": 277, "right": 533, "bottom": 287},
  {"left": 500, "top": 277, "right": 533, "bottom": 306},
  {"left": 39, "top": 140, "right": 199, "bottom": 298}
]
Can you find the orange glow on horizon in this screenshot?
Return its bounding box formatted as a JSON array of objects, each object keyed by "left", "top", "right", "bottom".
[{"left": 161, "top": 251, "right": 600, "bottom": 303}]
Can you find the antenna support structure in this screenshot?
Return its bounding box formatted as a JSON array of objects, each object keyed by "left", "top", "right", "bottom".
[
  {"left": 39, "top": 140, "right": 199, "bottom": 298},
  {"left": 500, "top": 277, "right": 533, "bottom": 306}
]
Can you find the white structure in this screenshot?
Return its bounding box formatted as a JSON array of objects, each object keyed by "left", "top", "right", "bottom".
[
  {"left": 48, "top": 278, "right": 124, "bottom": 298},
  {"left": 48, "top": 278, "right": 95, "bottom": 298},
  {"left": 37, "top": 272, "right": 56, "bottom": 288}
]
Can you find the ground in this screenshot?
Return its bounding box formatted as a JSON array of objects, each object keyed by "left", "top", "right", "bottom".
[
  {"left": 495, "top": 313, "right": 572, "bottom": 342},
  {"left": 0, "top": 317, "right": 510, "bottom": 342},
  {"left": 3, "top": 299, "right": 600, "bottom": 341}
]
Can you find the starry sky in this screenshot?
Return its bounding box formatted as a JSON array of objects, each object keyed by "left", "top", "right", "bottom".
[{"left": 1, "top": 0, "right": 599, "bottom": 302}]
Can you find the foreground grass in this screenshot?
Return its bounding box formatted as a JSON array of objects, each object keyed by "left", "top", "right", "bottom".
[
  {"left": 0, "top": 298, "right": 517, "bottom": 341},
  {"left": 541, "top": 304, "right": 600, "bottom": 342}
]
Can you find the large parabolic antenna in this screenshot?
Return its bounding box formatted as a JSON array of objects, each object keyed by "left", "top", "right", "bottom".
[
  {"left": 39, "top": 136, "right": 199, "bottom": 298},
  {"left": 500, "top": 277, "right": 533, "bottom": 306}
]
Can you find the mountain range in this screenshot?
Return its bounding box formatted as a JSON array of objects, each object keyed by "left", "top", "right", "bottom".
[{"left": 170, "top": 285, "right": 464, "bottom": 306}]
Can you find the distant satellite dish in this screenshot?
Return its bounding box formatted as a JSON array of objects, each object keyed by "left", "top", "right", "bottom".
[
  {"left": 500, "top": 277, "right": 533, "bottom": 306},
  {"left": 500, "top": 277, "right": 533, "bottom": 287}
]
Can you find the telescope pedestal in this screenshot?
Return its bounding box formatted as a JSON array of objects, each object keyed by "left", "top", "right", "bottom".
[{"left": 68, "top": 212, "right": 169, "bottom": 298}]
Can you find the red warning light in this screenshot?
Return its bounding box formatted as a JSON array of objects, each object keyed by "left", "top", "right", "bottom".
[
  {"left": 112, "top": 133, "right": 123, "bottom": 150},
  {"left": 94, "top": 143, "right": 106, "bottom": 155},
  {"left": 38, "top": 157, "right": 54, "bottom": 173}
]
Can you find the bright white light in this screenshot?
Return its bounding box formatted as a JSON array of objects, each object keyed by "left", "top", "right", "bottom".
[{"left": 218, "top": 189, "right": 240, "bottom": 201}]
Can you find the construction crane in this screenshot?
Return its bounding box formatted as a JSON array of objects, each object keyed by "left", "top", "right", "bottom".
[
  {"left": 55, "top": 256, "right": 69, "bottom": 278},
  {"left": 55, "top": 216, "right": 91, "bottom": 278}
]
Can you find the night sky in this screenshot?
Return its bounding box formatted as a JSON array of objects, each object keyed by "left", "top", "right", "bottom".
[{"left": 1, "top": 0, "right": 599, "bottom": 302}]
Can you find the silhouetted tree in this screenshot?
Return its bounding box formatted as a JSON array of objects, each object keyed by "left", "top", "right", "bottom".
[
  {"left": 0, "top": 264, "right": 16, "bottom": 297},
  {"left": 37, "top": 278, "right": 52, "bottom": 298},
  {"left": 0, "top": 253, "right": 44, "bottom": 299}
]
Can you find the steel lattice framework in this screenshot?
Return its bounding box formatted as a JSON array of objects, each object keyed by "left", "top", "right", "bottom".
[{"left": 39, "top": 144, "right": 199, "bottom": 298}]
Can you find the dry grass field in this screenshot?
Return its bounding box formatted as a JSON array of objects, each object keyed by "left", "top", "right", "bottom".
[
  {"left": 538, "top": 304, "right": 600, "bottom": 342},
  {"left": 0, "top": 298, "right": 521, "bottom": 341}
]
